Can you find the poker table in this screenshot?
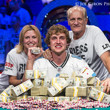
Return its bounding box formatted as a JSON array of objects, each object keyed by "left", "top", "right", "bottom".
[{"left": 0, "top": 108, "right": 110, "bottom": 110}]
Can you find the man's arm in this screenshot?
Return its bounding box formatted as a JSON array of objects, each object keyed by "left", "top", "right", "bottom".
[
  {"left": 100, "top": 51, "right": 110, "bottom": 93},
  {"left": 100, "top": 51, "right": 110, "bottom": 73}
]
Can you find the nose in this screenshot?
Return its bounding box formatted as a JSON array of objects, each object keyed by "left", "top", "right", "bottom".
[
  {"left": 56, "top": 38, "right": 60, "bottom": 43},
  {"left": 29, "top": 37, "right": 33, "bottom": 42},
  {"left": 74, "top": 19, "right": 78, "bottom": 25}
]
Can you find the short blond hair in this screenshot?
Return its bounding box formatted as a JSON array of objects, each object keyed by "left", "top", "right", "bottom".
[
  {"left": 67, "top": 5, "right": 87, "bottom": 19},
  {"left": 16, "top": 25, "right": 42, "bottom": 53}
]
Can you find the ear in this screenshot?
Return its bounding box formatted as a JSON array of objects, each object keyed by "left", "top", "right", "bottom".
[
  {"left": 66, "top": 43, "right": 70, "bottom": 50},
  {"left": 85, "top": 17, "right": 88, "bottom": 25},
  {"left": 67, "top": 18, "right": 70, "bottom": 26},
  {"left": 48, "top": 44, "right": 50, "bottom": 48}
]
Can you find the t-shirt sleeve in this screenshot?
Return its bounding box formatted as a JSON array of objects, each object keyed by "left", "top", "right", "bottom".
[
  {"left": 94, "top": 27, "right": 110, "bottom": 57},
  {"left": 3, "top": 53, "right": 17, "bottom": 76}
]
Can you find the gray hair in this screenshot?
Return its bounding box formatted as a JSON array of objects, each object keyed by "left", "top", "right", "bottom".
[{"left": 67, "top": 5, "right": 87, "bottom": 19}]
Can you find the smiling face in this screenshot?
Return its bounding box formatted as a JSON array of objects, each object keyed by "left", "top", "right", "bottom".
[
  {"left": 68, "top": 9, "right": 88, "bottom": 37},
  {"left": 49, "top": 33, "right": 67, "bottom": 56},
  {"left": 23, "top": 30, "right": 38, "bottom": 53}
]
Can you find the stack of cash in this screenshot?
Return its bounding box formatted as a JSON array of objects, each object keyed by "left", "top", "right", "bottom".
[
  {"left": 10, "top": 94, "right": 28, "bottom": 101},
  {"left": 0, "top": 95, "right": 10, "bottom": 102},
  {"left": 28, "top": 96, "right": 47, "bottom": 101},
  {"left": 0, "top": 85, "right": 14, "bottom": 97},
  {"left": 67, "top": 78, "right": 74, "bottom": 86},
  {"left": 74, "top": 77, "right": 87, "bottom": 86},
  {"left": 44, "top": 79, "right": 51, "bottom": 87},
  {"left": 70, "top": 97, "right": 82, "bottom": 102},
  {"left": 102, "top": 95, "right": 110, "bottom": 104},
  {"left": 87, "top": 86, "right": 104, "bottom": 96},
  {"left": 48, "top": 96, "right": 70, "bottom": 102},
  {"left": 65, "top": 86, "right": 87, "bottom": 97},
  {"left": 31, "top": 47, "right": 41, "bottom": 54},
  {"left": 89, "top": 87, "right": 106, "bottom": 102},
  {"left": 25, "top": 70, "right": 46, "bottom": 79},
  {"left": 32, "top": 79, "right": 44, "bottom": 87},
  {"left": 67, "top": 77, "right": 87, "bottom": 87},
  {"left": 59, "top": 73, "right": 69, "bottom": 79},
  {"left": 30, "top": 86, "right": 48, "bottom": 96},
  {"left": 40, "top": 71, "right": 47, "bottom": 79},
  {"left": 48, "top": 78, "right": 68, "bottom": 96},
  {"left": 11, "top": 80, "right": 33, "bottom": 96},
  {"left": 25, "top": 70, "right": 40, "bottom": 79},
  {"left": 87, "top": 77, "right": 100, "bottom": 86}
]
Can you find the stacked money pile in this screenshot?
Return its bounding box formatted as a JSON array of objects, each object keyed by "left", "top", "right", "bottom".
[
  {"left": 0, "top": 69, "right": 110, "bottom": 106},
  {"left": 11, "top": 79, "right": 33, "bottom": 96},
  {"left": 0, "top": 85, "right": 14, "bottom": 102}
]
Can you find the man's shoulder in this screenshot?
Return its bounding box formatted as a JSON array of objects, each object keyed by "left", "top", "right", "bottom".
[{"left": 86, "top": 25, "right": 100, "bottom": 31}]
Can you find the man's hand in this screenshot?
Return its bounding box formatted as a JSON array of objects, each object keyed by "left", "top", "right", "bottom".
[
  {"left": 101, "top": 78, "right": 110, "bottom": 94},
  {"left": 43, "top": 48, "right": 53, "bottom": 61}
]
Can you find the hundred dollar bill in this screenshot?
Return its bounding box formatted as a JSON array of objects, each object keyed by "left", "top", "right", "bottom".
[
  {"left": 32, "top": 79, "right": 44, "bottom": 87},
  {"left": 67, "top": 78, "right": 74, "bottom": 86},
  {"left": 0, "top": 96, "right": 10, "bottom": 102},
  {"left": 25, "top": 70, "right": 40, "bottom": 79},
  {"left": 10, "top": 94, "right": 28, "bottom": 101},
  {"left": 89, "top": 87, "right": 105, "bottom": 102},
  {"left": 31, "top": 47, "right": 41, "bottom": 54},
  {"left": 48, "top": 96, "right": 70, "bottom": 102},
  {"left": 0, "top": 85, "right": 14, "bottom": 97},
  {"left": 30, "top": 86, "right": 48, "bottom": 96},
  {"left": 74, "top": 77, "right": 87, "bottom": 86},
  {"left": 59, "top": 73, "right": 69, "bottom": 79},
  {"left": 87, "top": 77, "right": 101, "bottom": 86},
  {"left": 87, "top": 86, "right": 104, "bottom": 97},
  {"left": 65, "top": 86, "right": 87, "bottom": 97},
  {"left": 28, "top": 96, "right": 47, "bottom": 101},
  {"left": 102, "top": 94, "right": 110, "bottom": 104},
  {"left": 67, "top": 77, "right": 87, "bottom": 86},
  {"left": 48, "top": 78, "right": 68, "bottom": 96},
  {"left": 70, "top": 97, "right": 82, "bottom": 102},
  {"left": 11, "top": 79, "right": 33, "bottom": 96},
  {"left": 44, "top": 79, "right": 51, "bottom": 87}
]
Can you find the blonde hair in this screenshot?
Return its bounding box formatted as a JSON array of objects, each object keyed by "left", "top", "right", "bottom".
[
  {"left": 45, "top": 24, "right": 71, "bottom": 45},
  {"left": 15, "top": 25, "right": 42, "bottom": 53},
  {"left": 67, "top": 5, "right": 87, "bottom": 19}
]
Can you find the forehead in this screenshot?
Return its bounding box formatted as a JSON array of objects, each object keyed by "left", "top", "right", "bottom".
[
  {"left": 24, "top": 30, "right": 36, "bottom": 36},
  {"left": 51, "top": 33, "right": 66, "bottom": 37},
  {"left": 69, "top": 9, "right": 84, "bottom": 18}
]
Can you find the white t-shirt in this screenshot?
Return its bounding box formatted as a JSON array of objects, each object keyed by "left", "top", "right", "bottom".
[
  {"left": 3, "top": 48, "right": 27, "bottom": 79},
  {"left": 33, "top": 53, "right": 95, "bottom": 80},
  {"left": 68, "top": 25, "right": 110, "bottom": 80}
]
